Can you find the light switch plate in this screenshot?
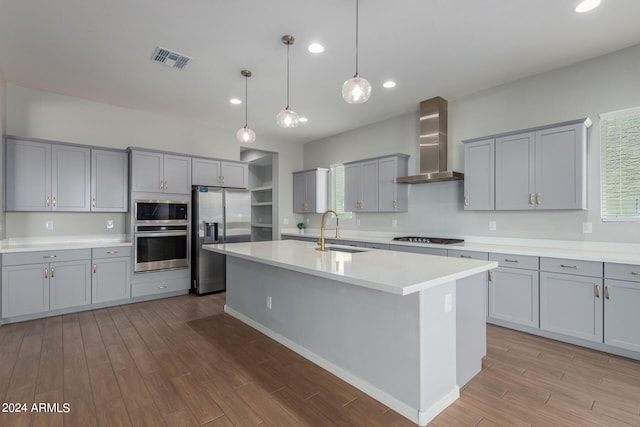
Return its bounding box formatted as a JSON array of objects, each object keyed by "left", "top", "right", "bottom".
[
  {"left": 45, "top": 221, "right": 54, "bottom": 231},
  {"left": 582, "top": 222, "right": 593, "bottom": 233},
  {"left": 489, "top": 221, "right": 497, "bottom": 231},
  {"left": 106, "top": 220, "right": 114, "bottom": 229},
  {"left": 283, "top": 218, "right": 289, "bottom": 225}
]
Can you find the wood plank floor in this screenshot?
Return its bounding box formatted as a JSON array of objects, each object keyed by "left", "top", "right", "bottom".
[{"left": 0, "top": 292, "right": 638, "bottom": 426}]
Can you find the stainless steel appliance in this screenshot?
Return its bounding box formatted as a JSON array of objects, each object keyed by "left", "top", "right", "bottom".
[
  {"left": 134, "top": 199, "right": 190, "bottom": 272},
  {"left": 392, "top": 236, "right": 464, "bottom": 245},
  {"left": 192, "top": 186, "right": 251, "bottom": 295}
]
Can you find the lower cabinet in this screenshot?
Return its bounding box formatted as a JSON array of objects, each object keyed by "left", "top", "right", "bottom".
[
  {"left": 2, "top": 249, "right": 92, "bottom": 318},
  {"left": 131, "top": 268, "right": 190, "bottom": 298},
  {"left": 92, "top": 247, "right": 132, "bottom": 303},
  {"left": 488, "top": 253, "right": 539, "bottom": 328},
  {"left": 604, "top": 263, "right": 640, "bottom": 352}
]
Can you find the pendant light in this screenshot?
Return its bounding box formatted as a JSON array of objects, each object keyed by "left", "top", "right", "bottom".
[
  {"left": 342, "top": 0, "right": 371, "bottom": 104},
  {"left": 236, "top": 70, "right": 256, "bottom": 143},
  {"left": 276, "top": 35, "right": 299, "bottom": 128}
]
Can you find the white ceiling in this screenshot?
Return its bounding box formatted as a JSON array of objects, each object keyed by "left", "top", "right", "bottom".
[{"left": 1, "top": 0, "right": 640, "bottom": 145}]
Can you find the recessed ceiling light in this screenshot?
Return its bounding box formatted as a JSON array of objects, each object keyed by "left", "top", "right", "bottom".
[
  {"left": 307, "top": 43, "right": 325, "bottom": 54},
  {"left": 299, "top": 116, "right": 309, "bottom": 123},
  {"left": 383, "top": 81, "right": 396, "bottom": 89},
  {"left": 575, "top": 0, "right": 600, "bottom": 13},
  {"left": 230, "top": 98, "right": 242, "bottom": 105}
]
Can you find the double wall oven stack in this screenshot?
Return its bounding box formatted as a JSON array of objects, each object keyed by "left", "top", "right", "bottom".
[{"left": 134, "top": 200, "right": 190, "bottom": 273}]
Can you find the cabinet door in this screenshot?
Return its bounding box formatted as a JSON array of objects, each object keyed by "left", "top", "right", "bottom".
[
  {"left": 5, "top": 138, "right": 51, "bottom": 211},
  {"left": 604, "top": 279, "right": 640, "bottom": 352},
  {"left": 49, "top": 260, "right": 92, "bottom": 310},
  {"left": 293, "top": 172, "right": 307, "bottom": 213},
  {"left": 51, "top": 144, "right": 91, "bottom": 211},
  {"left": 304, "top": 171, "right": 318, "bottom": 213},
  {"left": 92, "top": 257, "right": 131, "bottom": 303},
  {"left": 378, "top": 157, "right": 404, "bottom": 212},
  {"left": 488, "top": 267, "right": 539, "bottom": 327},
  {"left": 540, "top": 272, "right": 603, "bottom": 342},
  {"left": 2, "top": 263, "right": 50, "bottom": 317},
  {"left": 535, "top": 123, "right": 586, "bottom": 210},
  {"left": 163, "top": 154, "right": 192, "bottom": 194},
  {"left": 91, "top": 150, "right": 128, "bottom": 212},
  {"left": 464, "top": 139, "right": 495, "bottom": 210},
  {"left": 495, "top": 132, "right": 535, "bottom": 210},
  {"left": 221, "top": 162, "right": 248, "bottom": 189},
  {"left": 360, "top": 160, "right": 379, "bottom": 212},
  {"left": 192, "top": 158, "right": 221, "bottom": 186},
  {"left": 344, "top": 163, "right": 361, "bottom": 212},
  {"left": 131, "top": 151, "right": 164, "bottom": 192}
]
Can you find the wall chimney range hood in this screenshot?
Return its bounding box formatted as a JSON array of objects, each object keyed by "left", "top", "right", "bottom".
[{"left": 395, "top": 97, "right": 464, "bottom": 184}]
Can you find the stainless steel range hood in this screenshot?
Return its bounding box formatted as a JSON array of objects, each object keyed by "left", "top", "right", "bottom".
[{"left": 395, "top": 97, "right": 464, "bottom": 184}]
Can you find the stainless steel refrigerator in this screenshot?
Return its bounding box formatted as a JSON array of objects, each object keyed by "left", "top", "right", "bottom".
[{"left": 191, "top": 186, "right": 251, "bottom": 295}]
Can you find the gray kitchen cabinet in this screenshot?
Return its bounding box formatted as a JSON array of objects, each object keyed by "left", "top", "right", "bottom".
[
  {"left": 2, "top": 249, "right": 92, "bottom": 319},
  {"left": 378, "top": 155, "right": 409, "bottom": 212},
  {"left": 463, "top": 138, "right": 494, "bottom": 210},
  {"left": 488, "top": 253, "right": 539, "bottom": 328},
  {"left": 293, "top": 168, "right": 328, "bottom": 213},
  {"left": 604, "top": 263, "right": 640, "bottom": 352},
  {"left": 91, "top": 149, "right": 128, "bottom": 212},
  {"left": 495, "top": 121, "right": 587, "bottom": 210},
  {"left": 192, "top": 158, "right": 248, "bottom": 188},
  {"left": 539, "top": 257, "right": 603, "bottom": 343},
  {"left": 393, "top": 245, "right": 447, "bottom": 256},
  {"left": 92, "top": 247, "right": 132, "bottom": 304},
  {"left": 5, "top": 137, "right": 91, "bottom": 211},
  {"left": 345, "top": 160, "right": 378, "bottom": 212},
  {"left": 131, "top": 149, "right": 192, "bottom": 194},
  {"left": 364, "top": 242, "right": 390, "bottom": 250}
]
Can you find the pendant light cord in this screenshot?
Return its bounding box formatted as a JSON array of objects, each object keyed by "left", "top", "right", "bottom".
[
  {"left": 244, "top": 74, "right": 249, "bottom": 127},
  {"left": 286, "top": 42, "right": 291, "bottom": 109},
  {"left": 354, "top": 0, "right": 359, "bottom": 76}
]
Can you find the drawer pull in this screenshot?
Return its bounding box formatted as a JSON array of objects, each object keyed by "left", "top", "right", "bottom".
[
  {"left": 488, "top": 270, "right": 494, "bottom": 282},
  {"left": 595, "top": 284, "right": 601, "bottom": 299},
  {"left": 92, "top": 197, "right": 96, "bottom": 208},
  {"left": 106, "top": 251, "right": 119, "bottom": 255},
  {"left": 42, "top": 255, "right": 57, "bottom": 259},
  {"left": 504, "top": 259, "right": 519, "bottom": 263},
  {"left": 536, "top": 193, "right": 541, "bottom": 205},
  {"left": 631, "top": 272, "right": 640, "bottom": 276},
  {"left": 52, "top": 197, "right": 57, "bottom": 208},
  {"left": 460, "top": 255, "right": 472, "bottom": 259},
  {"left": 605, "top": 285, "right": 611, "bottom": 300},
  {"left": 93, "top": 264, "right": 97, "bottom": 273},
  {"left": 44, "top": 267, "right": 48, "bottom": 279},
  {"left": 51, "top": 267, "right": 55, "bottom": 278},
  {"left": 560, "top": 264, "right": 577, "bottom": 269},
  {"left": 529, "top": 193, "right": 534, "bottom": 205},
  {"left": 158, "top": 285, "right": 168, "bottom": 289}
]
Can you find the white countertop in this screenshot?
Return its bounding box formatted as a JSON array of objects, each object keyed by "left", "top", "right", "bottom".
[
  {"left": 282, "top": 230, "right": 640, "bottom": 265},
  {"left": 205, "top": 240, "right": 497, "bottom": 296},
  {"left": 0, "top": 235, "right": 132, "bottom": 253}
]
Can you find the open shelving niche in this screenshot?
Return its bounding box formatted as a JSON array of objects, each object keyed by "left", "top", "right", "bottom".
[{"left": 241, "top": 149, "right": 279, "bottom": 242}]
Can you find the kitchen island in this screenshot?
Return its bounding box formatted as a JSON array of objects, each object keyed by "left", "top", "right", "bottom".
[{"left": 205, "top": 240, "right": 497, "bottom": 425}]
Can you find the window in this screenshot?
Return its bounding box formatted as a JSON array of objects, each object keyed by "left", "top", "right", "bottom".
[
  {"left": 600, "top": 106, "right": 640, "bottom": 221},
  {"left": 330, "top": 164, "right": 352, "bottom": 217}
]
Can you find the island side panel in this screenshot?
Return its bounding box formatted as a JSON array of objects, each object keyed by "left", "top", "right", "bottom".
[{"left": 224, "top": 256, "right": 423, "bottom": 413}]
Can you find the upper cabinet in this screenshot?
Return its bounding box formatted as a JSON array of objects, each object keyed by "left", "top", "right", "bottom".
[
  {"left": 192, "top": 158, "right": 248, "bottom": 188},
  {"left": 344, "top": 154, "right": 409, "bottom": 213},
  {"left": 91, "top": 149, "right": 128, "bottom": 212},
  {"left": 5, "top": 137, "right": 91, "bottom": 211},
  {"left": 463, "top": 119, "right": 589, "bottom": 211},
  {"left": 131, "top": 150, "right": 192, "bottom": 194},
  {"left": 293, "top": 168, "right": 328, "bottom": 213}
]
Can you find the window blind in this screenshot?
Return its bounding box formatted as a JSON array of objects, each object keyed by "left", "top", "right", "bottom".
[{"left": 600, "top": 106, "right": 640, "bottom": 221}]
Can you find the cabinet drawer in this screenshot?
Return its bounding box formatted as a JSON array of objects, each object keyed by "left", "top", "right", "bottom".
[
  {"left": 447, "top": 249, "right": 489, "bottom": 261},
  {"left": 540, "top": 257, "right": 602, "bottom": 277},
  {"left": 364, "top": 242, "right": 390, "bottom": 250},
  {"left": 2, "top": 248, "right": 91, "bottom": 266},
  {"left": 131, "top": 277, "right": 189, "bottom": 298},
  {"left": 92, "top": 246, "right": 132, "bottom": 259},
  {"left": 394, "top": 245, "right": 447, "bottom": 256},
  {"left": 605, "top": 263, "right": 640, "bottom": 283},
  {"left": 489, "top": 253, "right": 538, "bottom": 270}
]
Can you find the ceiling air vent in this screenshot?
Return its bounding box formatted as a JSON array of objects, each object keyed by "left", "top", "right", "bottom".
[{"left": 151, "top": 46, "right": 192, "bottom": 70}]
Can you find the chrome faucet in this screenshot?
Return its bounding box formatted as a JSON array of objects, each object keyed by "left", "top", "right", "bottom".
[{"left": 317, "top": 209, "right": 340, "bottom": 251}]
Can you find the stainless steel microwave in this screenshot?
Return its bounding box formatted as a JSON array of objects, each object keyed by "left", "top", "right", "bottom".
[{"left": 134, "top": 200, "right": 189, "bottom": 223}]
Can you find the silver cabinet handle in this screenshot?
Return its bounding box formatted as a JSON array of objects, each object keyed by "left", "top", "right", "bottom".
[
  {"left": 164, "top": 180, "right": 168, "bottom": 190},
  {"left": 464, "top": 196, "right": 469, "bottom": 206},
  {"left": 92, "top": 197, "right": 96, "bottom": 208},
  {"left": 536, "top": 193, "right": 541, "bottom": 205},
  {"left": 504, "top": 259, "right": 519, "bottom": 263},
  {"left": 560, "top": 264, "right": 577, "bottom": 269},
  {"left": 44, "top": 267, "right": 49, "bottom": 279},
  {"left": 50, "top": 267, "right": 55, "bottom": 278},
  {"left": 52, "top": 197, "right": 56, "bottom": 208},
  {"left": 393, "top": 200, "right": 397, "bottom": 209},
  {"left": 42, "top": 255, "right": 57, "bottom": 259},
  {"left": 605, "top": 285, "right": 611, "bottom": 300},
  {"left": 93, "top": 264, "right": 97, "bottom": 273},
  {"left": 106, "top": 250, "right": 119, "bottom": 255},
  {"left": 529, "top": 193, "right": 534, "bottom": 205},
  {"left": 460, "top": 255, "right": 472, "bottom": 259},
  {"left": 158, "top": 285, "right": 168, "bottom": 289},
  {"left": 595, "top": 284, "right": 601, "bottom": 299},
  {"left": 160, "top": 180, "right": 164, "bottom": 190},
  {"left": 46, "top": 196, "right": 51, "bottom": 207},
  {"left": 488, "top": 270, "right": 494, "bottom": 282},
  {"left": 631, "top": 272, "right": 640, "bottom": 276}
]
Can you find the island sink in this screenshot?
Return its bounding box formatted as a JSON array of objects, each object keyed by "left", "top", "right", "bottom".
[{"left": 316, "top": 245, "right": 365, "bottom": 253}]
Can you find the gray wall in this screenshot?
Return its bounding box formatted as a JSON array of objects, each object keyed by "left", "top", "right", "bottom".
[
  {"left": 0, "top": 72, "right": 5, "bottom": 238},
  {"left": 4, "top": 84, "right": 303, "bottom": 239},
  {"left": 303, "top": 43, "right": 640, "bottom": 244}
]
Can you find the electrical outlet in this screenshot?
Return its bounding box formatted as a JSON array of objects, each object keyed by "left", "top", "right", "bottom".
[
  {"left": 45, "top": 221, "right": 54, "bottom": 231},
  {"left": 489, "top": 221, "right": 497, "bottom": 231},
  {"left": 266, "top": 296, "right": 272, "bottom": 310},
  {"left": 356, "top": 219, "right": 361, "bottom": 226},
  {"left": 582, "top": 222, "right": 593, "bottom": 233},
  {"left": 283, "top": 218, "right": 289, "bottom": 225},
  {"left": 391, "top": 219, "right": 397, "bottom": 228},
  {"left": 444, "top": 293, "right": 452, "bottom": 313},
  {"left": 106, "top": 220, "right": 114, "bottom": 229},
  {"left": 306, "top": 218, "right": 310, "bottom": 225}
]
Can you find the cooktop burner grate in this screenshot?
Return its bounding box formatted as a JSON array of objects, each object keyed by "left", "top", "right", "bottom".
[{"left": 392, "top": 236, "right": 464, "bottom": 245}]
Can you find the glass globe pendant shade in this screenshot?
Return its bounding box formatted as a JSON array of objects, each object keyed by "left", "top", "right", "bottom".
[
  {"left": 342, "top": 74, "right": 371, "bottom": 104},
  {"left": 276, "top": 107, "right": 299, "bottom": 128},
  {"left": 236, "top": 126, "right": 256, "bottom": 143}
]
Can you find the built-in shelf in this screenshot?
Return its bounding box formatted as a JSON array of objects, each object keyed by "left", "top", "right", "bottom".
[
  {"left": 252, "top": 202, "right": 273, "bottom": 207},
  {"left": 251, "top": 185, "right": 272, "bottom": 193},
  {"left": 251, "top": 223, "right": 273, "bottom": 228}
]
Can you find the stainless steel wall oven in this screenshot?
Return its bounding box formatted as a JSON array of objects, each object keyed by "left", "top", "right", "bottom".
[{"left": 134, "top": 200, "right": 189, "bottom": 272}]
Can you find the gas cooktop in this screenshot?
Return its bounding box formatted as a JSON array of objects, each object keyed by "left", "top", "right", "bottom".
[{"left": 392, "top": 236, "right": 464, "bottom": 245}]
